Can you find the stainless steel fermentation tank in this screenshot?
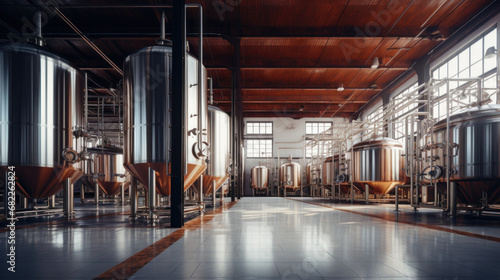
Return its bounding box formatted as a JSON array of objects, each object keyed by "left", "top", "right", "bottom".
[
  {"left": 321, "top": 156, "right": 334, "bottom": 187},
  {"left": 123, "top": 45, "right": 208, "bottom": 196},
  {"left": 280, "top": 159, "right": 301, "bottom": 190},
  {"left": 352, "top": 138, "right": 405, "bottom": 195},
  {"left": 0, "top": 43, "right": 84, "bottom": 198},
  {"left": 203, "top": 105, "right": 231, "bottom": 194},
  {"left": 89, "top": 147, "right": 126, "bottom": 196},
  {"left": 306, "top": 163, "right": 320, "bottom": 186},
  {"left": 251, "top": 166, "right": 269, "bottom": 189},
  {"left": 423, "top": 105, "right": 500, "bottom": 205}
]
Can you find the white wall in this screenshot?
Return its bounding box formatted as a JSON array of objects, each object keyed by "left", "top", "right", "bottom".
[{"left": 243, "top": 117, "right": 345, "bottom": 196}]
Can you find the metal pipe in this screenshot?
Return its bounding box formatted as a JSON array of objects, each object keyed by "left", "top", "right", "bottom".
[
  {"left": 161, "top": 11, "right": 166, "bottom": 41},
  {"left": 130, "top": 178, "right": 137, "bottom": 219},
  {"left": 209, "top": 77, "right": 213, "bottom": 105},
  {"left": 185, "top": 4, "right": 205, "bottom": 155}
]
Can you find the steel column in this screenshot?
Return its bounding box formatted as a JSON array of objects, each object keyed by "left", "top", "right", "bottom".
[
  {"left": 95, "top": 182, "right": 99, "bottom": 205},
  {"left": 171, "top": 0, "right": 186, "bottom": 227}
]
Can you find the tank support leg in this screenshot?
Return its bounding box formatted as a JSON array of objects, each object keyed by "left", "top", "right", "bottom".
[
  {"left": 130, "top": 178, "right": 137, "bottom": 219},
  {"left": 365, "top": 185, "right": 369, "bottom": 204},
  {"left": 95, "top": 182, "right": 99, "bottom": 206},
  {"left": 212, "top": 180, "right": 216, "bottom": 207},
  {"left": 395, "top": 185, "right": 399, "bottom": 212},
  {"left": 4, "top": 172, "right": 9, "bottom": 221},
  {"left": 121, "top": 185, "right": 125, "bottom": 206},
  {"left": 350, "top": 184, "right": 354, "bottom": 204},
  {"left": 148, "top": 167, "right": 157, "bottom": 224},
  {"left": 198, "top": 175, "right": 204, "bottom": 214},
  {"left": 449, "top": 181, "right": 457, "bottom": 217},
  {"left": 80, "top": 185, "right": 85, "bottom": 203},
  {"left": 63, "top": 178, "right": 74, "bottom": 218}
]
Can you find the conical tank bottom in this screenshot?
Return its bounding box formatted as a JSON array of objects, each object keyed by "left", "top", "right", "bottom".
[
  {"left": 203, "top": 175, "right": 228, "bottom": 195},
  {"left": 97, "top": 181, "right": 126, "bottom": 196},
  {"left": 125, "top": 162, "right": 206, "bottom": 196},
  {"left": 0, "top": 166, "right": 79, "bottom": 199},
  {"left": 456, "top": 180, "right": 500, "bottom": 205},
  {"left": 353, "top": 181, "right": 403, "bottom": 195}
]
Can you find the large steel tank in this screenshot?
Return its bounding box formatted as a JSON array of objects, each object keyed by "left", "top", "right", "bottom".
[
  {"left": 123, "top": 45, "right": 207, "bottom": 196},
  {"left": 0, "top": 43, "right": 84, "bottom": 198},
  {"left": 423, "top": 105, "right": 500, "bottom": 205},
  {"left": 89, "top": 147, "right": 126, "bottom": 196},
  {"left": 306, "top": 163, "right": 320, "bottom": 186},
  {"left": 321, "top": 156, "right": 335, "bottom": 187},
  {"left": 251, "top": 166, "right": 269, "bottom": 189},
  {"left": 203, "top": 105, "right": 231, "bottom": 194},
  {"left": 352, "top": 138, "right": 404, "bottom": 194},
  {"left": 280, "top": 159, "right": 301, "bottom": 190}
]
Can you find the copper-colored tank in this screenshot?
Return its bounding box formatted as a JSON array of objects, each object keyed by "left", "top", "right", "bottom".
[
  {"left": 280, "top": 159, "right": 301, "bottom": 190},
  {"left": 251, "top": 166, "right": 269, "bottom": 189},
  {"left": 306, "top": 163, "right": 320, "bottom": 186},
  {"left": 123, "top": 45, "right": 207, "bottom": 195},
  {"left": 0, "top": 43, "right": 84, "bottom": 198},
  {"left": 352, "top": 138, "right": 405, "bottom": 195}
]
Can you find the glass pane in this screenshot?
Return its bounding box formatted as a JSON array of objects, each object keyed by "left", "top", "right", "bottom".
[
  {"left": 439, "top": 64, "right": 448, "bottom": 79},
  {"left": 470, "top": 39, "right": 483, "bottom": 64},
  {"left": 459, "top": 48, "right": 470, "bottom": 72},
  {"left": 449, "top": 57, "right": 458, "bottom": 78},
  {"left": 470, "top": 60, "right": 483, "bottom": 77},
  {"left": 484, "top": 29, "right": 497, "bottom": 55}
]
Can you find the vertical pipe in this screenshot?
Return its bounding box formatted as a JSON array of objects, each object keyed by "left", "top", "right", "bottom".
[
  {"left": 434, "top": 182, "right": 438, "bottom": 207},
  {"left": 171, "top": 0, "right": 186, "bottom": 227},
  {"left": 130, "top": 178, "right": 137, "bottom": 219},
  {"left": 445, "top": 80, "right": 451, "bottom": 212},
  {"left": 95, "top": 182, "right": 99, "bottom": 205},
  {"left": 161, "top": 11, "right": 166, "bottom": 40},
  {"left": 209, "top": 77, "right": 213, "bottom": 105}
]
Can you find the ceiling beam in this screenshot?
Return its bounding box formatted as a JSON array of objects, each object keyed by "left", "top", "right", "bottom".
[{"left": 207, "top": 66, "right": 409, "bottom": 71}]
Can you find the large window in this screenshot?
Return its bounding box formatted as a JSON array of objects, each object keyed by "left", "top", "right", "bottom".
[
  {"left": 246, "top": 139, "right": 272, "bottom": 158},
  {"left": 305, "top": 122, "right": 332, "bottom": 135},
  {"left": 364, "top": 106, "right": 383, "bottom": 139},
  {"left": 392, "top": 82, "right": 419, "bottom": 142},
  {"left": 247, "top": 122, "right": 273, "bottom": 135},
  {"left": 432, "top": 28, "right": 498, "bottom": 120},
  {"left": 305, "top": 140, "right": 332, "bottom": 158}
]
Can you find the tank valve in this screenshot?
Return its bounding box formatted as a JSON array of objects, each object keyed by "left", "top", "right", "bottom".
[
  {"left": 62, "top": 148, "right": 79, "bottom": 164},
  {"left": 422, "top": 165, "right": 443, "bottom": 180},
  {"left": 192, "top": 141, "right": 209, "bottom": 159},
  {"left": 188, "top": 128, "right": 199, "bottom": 136}
]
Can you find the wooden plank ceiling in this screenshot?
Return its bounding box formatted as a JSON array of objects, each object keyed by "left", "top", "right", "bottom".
[{"left": 0, "top": 0, "right": 495, "bottom": 118}]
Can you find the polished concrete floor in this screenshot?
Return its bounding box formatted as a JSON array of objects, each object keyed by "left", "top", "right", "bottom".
[{"left": 2, "top": 197, "right": 500, "bottom": 279}]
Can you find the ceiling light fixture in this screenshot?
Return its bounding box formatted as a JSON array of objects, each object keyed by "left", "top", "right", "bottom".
[
  {"left": 371, "top": 57, "right": 380, "bottom": 69},
  {"left": 485, "top": 46, "right": 497, "bottom": 59},
  {"left": 337, "top": 83, "right": 344, "bottom": 91}
]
